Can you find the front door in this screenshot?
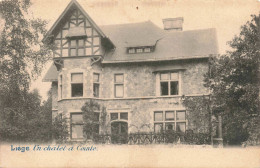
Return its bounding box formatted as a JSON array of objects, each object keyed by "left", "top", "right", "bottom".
[{"left": 111, "top": 122, "right": 128, "bottom": 144}]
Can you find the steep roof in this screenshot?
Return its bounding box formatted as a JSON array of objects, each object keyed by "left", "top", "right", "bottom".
[
  {"left": 42, "top": 0, "right": 108, "bottom": 42},
  {"left": 100, "top": 22, "right": 218, "bottom": 63},
  {"left": 42, "top": 0, "right": 219, "bottom": 82}
]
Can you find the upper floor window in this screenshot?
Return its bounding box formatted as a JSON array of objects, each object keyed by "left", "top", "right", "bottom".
[
  {"left": 69, "top": 39, "right": 85, "bottom": 57},
  {"left": 53, "top": 9, "right": 101, "bottom": 58},
  {"left": 160, "top": 72, "right": 179, "bottom": 96},
  {"left": 93, "top": 73, "right": 100, "bottom": 98},
  {"left": 71, "top": 73, "right": 83, "bottom": 97},
  {"left": 114, "top": 74, "right": 124, "bottom": 98}
]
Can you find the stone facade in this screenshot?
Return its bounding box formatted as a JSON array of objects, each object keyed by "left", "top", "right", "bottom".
[{"left": 51, "top": 58, "right": 210, "bottom": 137}]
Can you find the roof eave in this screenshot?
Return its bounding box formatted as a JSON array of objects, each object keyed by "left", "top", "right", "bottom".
[{"left": 102, "top": 55, "right": 211, "bottom": 64}]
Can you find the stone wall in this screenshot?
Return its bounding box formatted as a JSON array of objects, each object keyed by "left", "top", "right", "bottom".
[{"left": 51, "top": 58, "right": 210, "bottom": 136}]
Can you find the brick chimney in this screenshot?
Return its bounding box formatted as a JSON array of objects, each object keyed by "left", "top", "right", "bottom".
[{"left": 162, "top": 17, "right": 184, "bottom": 31}]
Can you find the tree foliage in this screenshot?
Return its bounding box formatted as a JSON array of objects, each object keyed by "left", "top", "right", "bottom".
[
  {"left": 0, "top": 0, "right": 53, "bottom": 142},
  {"left": 81, "top": 100, "right": 108, "bottom": 140},
  {"left": 204, "top": 14, "right": 260, "bottom": 145}
]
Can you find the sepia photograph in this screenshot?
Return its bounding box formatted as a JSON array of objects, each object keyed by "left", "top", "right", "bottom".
[{"left": 0, "top": 0, "right": 259, "bottom": 167}]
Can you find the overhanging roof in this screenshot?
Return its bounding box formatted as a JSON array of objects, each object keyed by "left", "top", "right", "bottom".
[
  {"left": 101, "top": 24, "right": 219, "bottom": 63},
  {"left": 42, "top": 64, "right": 58, "bottom": 82}
]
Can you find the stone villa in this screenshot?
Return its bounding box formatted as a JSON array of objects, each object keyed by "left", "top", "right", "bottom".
[{"left": 43, "top": 0, "right": 218, "bottom": 140}]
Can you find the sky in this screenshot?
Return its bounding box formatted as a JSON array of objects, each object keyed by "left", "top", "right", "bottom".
[{"left": 29, "top": 0, "right": 260, "bottom": 101}]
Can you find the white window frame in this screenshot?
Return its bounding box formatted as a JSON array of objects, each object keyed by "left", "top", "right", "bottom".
[
  {"left": 158, "top": 71, "right": 181, "bottom": 96},
  {"left": 114, "top": 73, "right": 124, "bottom": 98},
  {"left": 71, "top": 72, "right": 84, "bottom": 98},
  {"left": 153, "top": 110, "right": 187, "bottom": 133}
]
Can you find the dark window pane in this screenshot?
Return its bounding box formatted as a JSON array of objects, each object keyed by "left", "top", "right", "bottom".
[
  {"left": 111, "top": 122, "right": 120, "bottom": 134},
  {"left": 71, "top": 125, "right": 83, "bottom": 139},
  {"left": 170, "top": 81, "right": 178, "bottom": 95},
  {"left": 160, "top": 82, "right": 169, "bottom": 96},
  {"left": 120, "top": 122, "right": 128, "bottom": 134},
  {"left": 154, "top": 112, "right": 163, "bottom": 121},
  {"left": 120, "top": 113, "right": 128, "bottom": 120},
  {"left": 111, "top": 113, "right": 118, "bottom": 120},
  {"left": 71, "top": 114, "right": 83, "bottom": 123},
  {"left": 165, "top": 111, "right": 174, "bottom": 120},
  {"left": 93, "top": 83, "right": 99, "bottom": 97},
  {"left": 94, "top": 113, "right": 100, "bottom": 122},
  {"left": 71, "top": 84, "right": 83, "bottom": 97},
  {"left": 93, "top": 123, "right": 99, "bottom": 134},
  {"left": 176, "top": 122, "right": 186, "bottom": 133},
  {"left": 154, "top": 123, "right": 163, "bottom": 133},
  {"left": 177, "top": 111, "right": 186, "bottom": 120},
  {"left": 165, "top": 123, "right": 175, "bottom": 131}
]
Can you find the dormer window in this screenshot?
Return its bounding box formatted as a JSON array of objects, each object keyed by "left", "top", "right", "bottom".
[
  {"left": 127, "top": 47, "right": 153, "bottom": 54},
  {"left": 136, "top": 48, "right": 143, "bottom": 53},
  {"left": 128, "top": 48, "right": 135, "bottom": 54},
  {"left": 144, "top": 48, "right": 151, "bottom": 53}
]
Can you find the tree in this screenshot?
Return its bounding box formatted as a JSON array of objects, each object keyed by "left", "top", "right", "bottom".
[
  {"left": 81, "top": 100, "right": 108, "bottom": 141},
  {"left": 0, "top": 0, "right": 53, "bottom": 142},
  {"left": 205, "top": 14, "right": 260, "bottom": 145}
]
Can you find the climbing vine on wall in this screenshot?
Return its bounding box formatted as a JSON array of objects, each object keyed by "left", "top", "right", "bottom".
[
  {"left": 182, "top": 95, "right": 212, "bottom": 134},
  {"left": 81, "top": 100, "right": 108, "bottom": 140}
]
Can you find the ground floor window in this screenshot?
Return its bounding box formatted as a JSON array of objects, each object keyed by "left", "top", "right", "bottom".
[
  {"left": 110, "top": 112, "right": 128, "bottom": 134},
  {"left": 110, "top": 112, "right": 128, "bottom": 144},
  {"left": 154, "top": 110, "right": 186, "bottom": 133},
  {"left": 70, "top": 113, "right": 83, "bottom": 139}
]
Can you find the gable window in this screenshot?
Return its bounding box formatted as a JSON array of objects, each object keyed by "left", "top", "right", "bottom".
[
  {"left": 114, "top": 74, "right": 124, "bottom": 98},
  {"left": 71, "top": 73, "right": 83, "bottom": 97},
  {"left": 93, "top": 73, "right": 100, "bottom": 98},
  {"left": 160, "top": 72, "right": 179, "bottom": 96},
  {"left": 69, "top": 39, "right": 85, "bottom": 56},
  {"left": 154, "top": 110, "right": 186, "bottom": 133},
  {"left": 71, "top": 113, "right": 83, "bottom": 139},
  {"left": 52, "top": 9, "right": 102, "bottom": 58}
]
